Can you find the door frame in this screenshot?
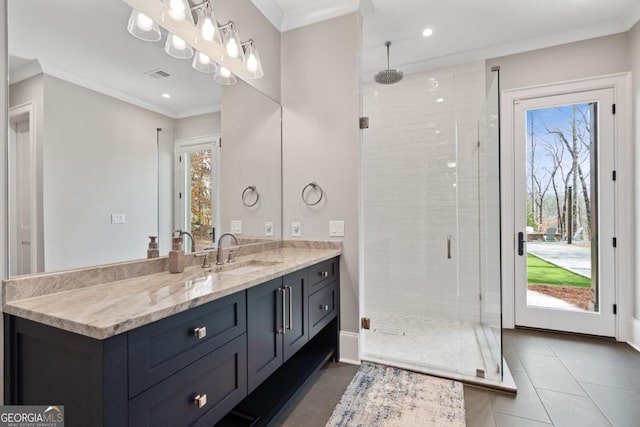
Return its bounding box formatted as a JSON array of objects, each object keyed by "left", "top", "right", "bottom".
[
  {"left": 500, "top": 73, "right": 632, "bottom": 341},
  {"left": 174, "top": 135, "right": 221, "bottom": 249},
  {"left": 8, "top": 102, "right": 38, "bottom": 275}
]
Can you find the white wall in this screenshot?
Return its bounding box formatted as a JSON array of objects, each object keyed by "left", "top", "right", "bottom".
[
  {"left": 42, "top": 75, "right": 174, "bottom": 272},
  {"left": 175, "top": 112, "right": 221, "bottom": 141},
  {"left": 629, "top": 21, "right": 640, "bottom": 343},
  {"left": 281, "top": 13, "right": 361, "bottom": 336},
  {"left": 487, "top": 33, "right": 629, "bottom": 91},
  {"left": 487, "top": 34, "right": 634, "bottom": 335}
]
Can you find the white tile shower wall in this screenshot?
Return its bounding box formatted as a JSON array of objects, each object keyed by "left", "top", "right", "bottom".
[{"left": 362, "top": 61, "right": 500, "bottom": 324}]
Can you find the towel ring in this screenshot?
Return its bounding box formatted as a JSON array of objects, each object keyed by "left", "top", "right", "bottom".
[
  {"left": 242, "top": 185, "right": 260, "bottom": 207},
  {"left": 301, "top": 182, "right": 324, "bottom": 206}
]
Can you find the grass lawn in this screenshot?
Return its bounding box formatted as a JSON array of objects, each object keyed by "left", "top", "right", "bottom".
[{"left": 527, "top": 254, "right": 591, "bottom": 288}]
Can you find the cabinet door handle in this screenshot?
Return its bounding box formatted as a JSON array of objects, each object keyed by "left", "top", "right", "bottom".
[
  {"left": 193, "top": 327, "right": 207, "bottom": 339},
  {"left": 286, "top": 285, "right": 293, "bottom": 330},
  {"left": 321, "top": 304, "right": 330, "bottom": 311},
  {"left": 319, "top": 271, "right": 329, "bottom": 278},
  {"left": 194, "top": 394, "right": 207, "bottom": 409},
  {"left": 279, "top": 287, "right": 286, "bottom": 335}
]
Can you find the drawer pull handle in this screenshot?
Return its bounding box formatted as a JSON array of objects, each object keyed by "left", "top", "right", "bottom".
[
  {"left": 194, "top": 394, "right": 208, "bottom": 409},
  {"left": 321, "top": 305, "right": 330, "bottom": 311},
  {"left": 319, "top": 271, "right": 329, "bottom": 278},
  {"left": 193, "top": 327, "right": 207, "bottom": 339}
]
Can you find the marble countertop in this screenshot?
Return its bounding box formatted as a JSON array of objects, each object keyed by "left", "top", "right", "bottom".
[{"left": 3, "top": 245, "right": 341, "bottom": 340}]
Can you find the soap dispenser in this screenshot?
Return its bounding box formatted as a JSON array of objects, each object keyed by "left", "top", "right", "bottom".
[
  {"left": 147, "top": 236, "right": 159, "bottom": 259},
  {"left": 169, "top": 235, "right": 185, "bottom": 273}
]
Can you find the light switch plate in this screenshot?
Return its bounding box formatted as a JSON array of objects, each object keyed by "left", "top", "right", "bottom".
[
  {"left": 264, "top": 221, "right": 274, "bottom": 236},
  {"left": 291, "top": 221, "right": 301, "bottom": 237},
  {"left": 231, "top": 220, "right": 242, "bottom": 234},
  {"left": 111, "top": 213, "right": 126, "bottom": 224},
  {"left": 329, "top": 220, "right": 345, "bottom": 237}
]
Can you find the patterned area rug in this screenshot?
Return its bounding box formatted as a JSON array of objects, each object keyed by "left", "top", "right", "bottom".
[{"left": 326, "top": 363, "right": 466, "bottom": 427}]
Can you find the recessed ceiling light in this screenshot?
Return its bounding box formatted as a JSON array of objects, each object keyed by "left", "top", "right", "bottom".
[
  {"left": 162, "top": 93, "right": 171, "bottom": 99},
  {"left": 422, "top": 28, "right": 433, "bottom": 37},
  {"left": 436, "top": 98, "right": 444, "bottom": 103}
]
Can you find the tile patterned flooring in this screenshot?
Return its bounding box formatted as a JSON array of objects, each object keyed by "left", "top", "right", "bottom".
[
  {"left": 465, "top": 329, "right": 640, "bottom": 427},
  {"left": 273, "top": 329, "right": 640, "bottom": 426}
]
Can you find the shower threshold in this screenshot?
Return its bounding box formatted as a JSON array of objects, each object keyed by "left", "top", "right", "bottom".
[{"left": 360, "top": 314, "right": 517, "bottom": 393}]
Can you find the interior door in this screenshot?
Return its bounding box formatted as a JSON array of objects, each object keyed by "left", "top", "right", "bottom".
[
  {"left": 514, "top": 88, "right": 616, "bottom": 336},
  {"left": 9, "top": 119, "right": 33, "bottom": 276}
]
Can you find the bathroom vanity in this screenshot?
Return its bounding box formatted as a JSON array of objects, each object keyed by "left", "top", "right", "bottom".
[{"left": 3, "top": 242, "right": 341, "bottom": 427}]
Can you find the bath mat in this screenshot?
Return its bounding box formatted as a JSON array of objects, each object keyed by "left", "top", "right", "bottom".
[{"left": 326, "top": 363, "right": 466, "bottom": 427}]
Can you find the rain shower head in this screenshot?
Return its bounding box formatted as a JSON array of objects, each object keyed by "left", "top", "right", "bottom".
[{"left": 374, "top": 41, "right": 404, "bottom": 85}]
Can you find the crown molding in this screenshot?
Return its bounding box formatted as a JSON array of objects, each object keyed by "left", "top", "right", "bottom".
[{"left": 251, "top": 0, "right": 360, "bottom": 32}]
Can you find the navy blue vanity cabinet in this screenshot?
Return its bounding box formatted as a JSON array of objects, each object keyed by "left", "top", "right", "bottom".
[
  {"left": 282, "top": 268, "right": 309, "bottom": 361},
  {"left": 246, "top": 278, "right": 284, "bottom": 393},
  {"left": 247, "top": 269, "right": 309, "bottom": 393},
  {"left": 5, "top": 257, "right": 340, "bottom": 427}
]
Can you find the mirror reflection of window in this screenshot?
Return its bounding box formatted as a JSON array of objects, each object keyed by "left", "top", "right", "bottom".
[{"left": 176, "top": 138, "right": 221, "bottom": 252}]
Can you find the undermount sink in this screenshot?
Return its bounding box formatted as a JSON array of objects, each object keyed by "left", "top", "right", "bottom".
[{"left": 213, "top": 259, "right": 281, "bottom": 275}]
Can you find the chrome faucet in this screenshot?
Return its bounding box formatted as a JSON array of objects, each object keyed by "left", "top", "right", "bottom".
[
  {"left": 216, "top": 233, "right": 239, "bottom": 265},
  {"left": 175, "top": 230, "right": 196, "bottom": 253}
]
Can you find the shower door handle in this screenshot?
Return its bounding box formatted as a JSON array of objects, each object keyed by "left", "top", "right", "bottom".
[
  {"left": 447, "top": 235, "right": 452, "bottom": 259},
  {"left": 518, "top": 232, "right": 525, "bottom": 256}
]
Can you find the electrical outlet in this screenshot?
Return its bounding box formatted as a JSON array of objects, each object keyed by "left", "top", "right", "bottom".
[
  {"left": 111, "top": 213, "right": 126, "bottom": 224},
  {"left": 231, "top": 220, "right": 242, "bottom": 234},
  {"left": 329, "top": 220, "right": 345, "bottom": 237},
  {"left": 291, "top": 221, "right": 301, "bottom": 237},
  {"left": 264, "top": 221, "right": 274, "bottom": 236}
]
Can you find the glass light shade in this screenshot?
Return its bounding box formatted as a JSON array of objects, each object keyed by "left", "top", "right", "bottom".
[
  {"left": 221, "top": 26, "right": 244, "bottom": 62},
  {"left": 192, "top": 51, "right": 217, "bottom": 73},
  {"left": 243, "top": 43, "right": 264, "bottom": 79},
  {"left": 127, "top": 10, "right": 161, "bottom": 42},
  {"left": 162, "top": 0, "right": 194, "bottom": 24},
  {"left": 196, "top": 8, "right": 221, "bottom": 44},
  {"left": 214, "top": 66, "right": 237, "bottom": 85},
  {"left": 164, "top": 34, "right": 194, "bottom": 59}
]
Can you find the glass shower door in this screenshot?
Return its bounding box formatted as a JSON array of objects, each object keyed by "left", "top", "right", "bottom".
[{"left": 361, "top": 63, "right": 503, "bottom": 385}]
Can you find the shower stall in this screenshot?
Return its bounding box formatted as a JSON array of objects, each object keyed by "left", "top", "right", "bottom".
[{"left": 361, "top": 62, "right": 506, "bottom": 388}]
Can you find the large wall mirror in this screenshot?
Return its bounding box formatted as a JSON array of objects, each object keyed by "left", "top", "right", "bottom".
[{"left": 7, "top": 0, "right": 282, "bottom": 277}]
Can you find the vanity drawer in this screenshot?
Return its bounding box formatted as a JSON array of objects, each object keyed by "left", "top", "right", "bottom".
[
  {"left": 128, "top": 292, "right": 246, "bottom": 397},
  {"left": 308, "top": 258, "right": 337, "bottom": 294},
  {"left": 308, "top": 282, "right": 337, "bottom": 339},
  {"left": 129, "top": 334, "right": 247, "bottom": 427}
]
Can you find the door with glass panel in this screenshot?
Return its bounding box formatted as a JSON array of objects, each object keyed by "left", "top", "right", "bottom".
[
  {"left": 514, "top": 89, "right": 616, "bottom": 336},
  {"left": 175, "top": 137, "right": 221, "bottom": 252}
]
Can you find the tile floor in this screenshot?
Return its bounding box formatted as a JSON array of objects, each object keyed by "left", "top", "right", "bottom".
[
  {"left": 274, "top": 329, "right": 640, "bottom": 427},
  {"left": 465, "top": 329, "right": 640, "bottom": 427}
]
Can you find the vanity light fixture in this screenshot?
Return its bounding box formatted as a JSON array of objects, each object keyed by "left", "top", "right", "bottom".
[
  {"left": 195, "top": 2, "right": 221, "bottom": 43},
  {"left": 219, "top": 21, "right": 243, "bottom": 61},
  {"left": 163, "top": 0, "right": 192, "bottom": 23},
  {"left": 242, "top": 40, "right": 264, "bottom": 79},
  {"left": 164, "top": 33, "right": 194, "bottom": 59},
  {"left": 192, "top": 51, "right": 217, "bottom": 73},
  {"left": 214, "top": 65, "right": 237, "bottom": 85},
  {"left": 127, "top": 9, "right": 161, "bottom": 42},
  {"left": 125, "top": 1, "right": 264, "bottom": 82}
]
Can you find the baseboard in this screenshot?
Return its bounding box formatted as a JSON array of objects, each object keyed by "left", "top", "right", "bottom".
[
  {"left": 629, "top": 318, "right": 640, "bottom": 353},
  {"left": 339, "top": 331, "right": 360, "bottom": 365}
]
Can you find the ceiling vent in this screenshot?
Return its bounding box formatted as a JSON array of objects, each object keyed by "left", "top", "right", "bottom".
[{"left": 144, "top": 69, "right": 171, "bottom": 79}]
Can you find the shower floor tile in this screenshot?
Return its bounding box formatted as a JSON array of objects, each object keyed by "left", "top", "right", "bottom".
[{"left": 360, "top": 312, "right": 515, "bottom": 391}]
